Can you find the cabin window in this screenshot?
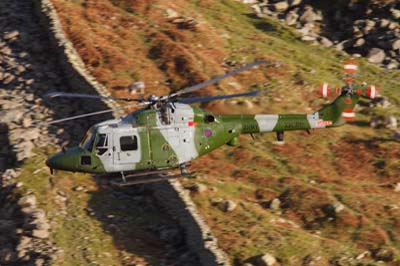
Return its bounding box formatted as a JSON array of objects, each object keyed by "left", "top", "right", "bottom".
[
  {"left": 95, "top": 134, "right": 108, "bottom": 155},
  {"left": 120, "top": 136, "right": 138, "bottom": 151},
  {"left": 80, "top": 156, "right": 91, "bottom": 165}
]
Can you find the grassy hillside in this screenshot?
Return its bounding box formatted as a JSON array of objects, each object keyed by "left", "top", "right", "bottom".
[{"left": 49, "top": 0, "right": 400, "bottom": 265}]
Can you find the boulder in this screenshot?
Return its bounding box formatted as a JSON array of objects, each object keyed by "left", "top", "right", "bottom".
[
  {"left": 386, "top": 116, "right": 397, "bottom": 129},
  {"left": 257, "top": 253, "right": 277, "bottom": 266},
  {"left": 390, "top": 8, "right": 400, "bottom": 20},
  {"left": 288, "top": 0, "right": 302, "bottom": 7},
  {"left": 32, "top": 229, "right": 49, "bottom": 239},
  {"left": 16, "top": 236, "right": 33, "bottom": 251},
  {"left": 394, "top": 183, "right": 400, "bottom": 192},
  {"left": 367, "top": 48, "right": 385, "bottom": 64},
  {"left": 299, "top": 6, "right": 322, "bottom": 23},
  {"left": 386, "top": 61, "right": 399, "bottom": 70},
  {"left": 18, "top": 194, "right": 37, "bottom": 208},
  {"left": 219, "top": 200, "right": 237, "bottom": 212},
  {"left": 272, "top": 2, "right": 289, "bottom": 12},
  {"left": 354, "top": 38, "right": 365, "bottom": 47},
  {"left": 270, "top": 198, "right": 281, "bottom": 210},
  {"left": 285, "top": 10, "right": 299, "bottom": 26},
  {"left": 333, "top": 202, "right": 345, "bottom": 213},
  {"left": 192, "top": 183, "right": 207, "bottom": 193},
  {"left": 319, "top": 37, "right": 333, "bottom": 47},
  {"left": 392, "top": 39, "right": 400, "bottom": 51},
  {"left": 4, "top": 30, "right": 19, "bottom": 41}
]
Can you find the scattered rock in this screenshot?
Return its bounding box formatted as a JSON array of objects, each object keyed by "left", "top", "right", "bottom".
[
  {"left": 270, "top": 198, "right": 281, "bottom": 210},
  {"left": 272, "top": 2, "right": 289, "bottom": 12},
  {"left": 191, "top": 183, "right": 207, "bottom": 193},
  {"left": 367, "top": 48, "right": 386, "bottom": 64},
  {"left": 299, "top": 6, "right": 322, "bottom": 23},
  {"left": 257, "top": 253, "right": 278, "bottom": 266},
  {"left": 372, "top": 248, "right": 394, "bottom": 262},
  {"left": 4, "top": 30, "right": 20, "bottom": 40},
  {"left": 127, "top": 81, "right": 145, "bottom": 94},
  {"left": 32, "top": 229, "right": 49, "bottom": 239},
  {"left": 386, "top": 116, "right": 397, "bottom": 129},
  {"left": 356, "top": 251, "right": 370, "bottom": 260},
  {"left": 72, "top": 185, "right": 84, "bottom": 192},
  {"left": 165, "top": 8, "right": 179, "bottom": 19},
  {"left": 285, "top": 10, "right": 299, "bottom": 26},
  {"left": 218, "top": 200, "right": 237, "bottom": 212},
  {"left": 392, "top": 39, "right": 400, "bottom": 51},
  {"left": 18, "top": 195, "right": 37, "bottom": 208},
  {"left": 333, "top": 202, "right": 345, "bottom": 213},
  {"left": 394, "top": 183, "right": 400, "bottom": 192}
]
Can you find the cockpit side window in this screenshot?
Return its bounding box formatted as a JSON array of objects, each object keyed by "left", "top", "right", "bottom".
[
  {"left": 95, "top": 134, "right": 108, "bottom": 156},
  {"left": 80, "top": 129, "right": 95, "bottom": 151}
]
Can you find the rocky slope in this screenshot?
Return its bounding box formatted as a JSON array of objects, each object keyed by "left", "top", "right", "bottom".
[
  {"left": 0, "top": 1, "right": 201, "bottom": 265},
  {"left": 249, "top": 0, "right": 400, "bottom": 69}
]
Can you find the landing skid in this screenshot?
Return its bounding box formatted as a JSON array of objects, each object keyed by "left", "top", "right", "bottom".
[{"left": 110, "top": 165, "right": 194, "bottom": 186}]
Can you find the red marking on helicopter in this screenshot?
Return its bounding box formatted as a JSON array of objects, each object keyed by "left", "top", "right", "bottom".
[
  {"left": 336, "top": 87, "right": 341, "bottom": 95},
  {"left": 357, "top": 88, "right": 363, "bottom": 95},
  {"left": 319, "top": 83, "right": 330, "bottom": 97},
  {"left": 345, "top": 98, "right": 352, "bottom": 104},
  {"left": 342, "top": 109, "right": 355, "bottom": 121},
  {"left": 345, "top": 77, "right": 353, "bottom": 84},
  {"left": 366, "top": 85, "right": 378, "bottom": 99},
  {"left": 316, "top": 120, "right": 333, "bottom": 127},
  {"left": 344, "top": 61, "right": 358, "bottom": 74},
  {"left": 188, "top": 121, "right": 198, "bottom": 127}
]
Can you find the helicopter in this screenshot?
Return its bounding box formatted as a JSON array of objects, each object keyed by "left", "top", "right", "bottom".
[{"left": 45, "top": 60, "right": 378, "bottom": 185}]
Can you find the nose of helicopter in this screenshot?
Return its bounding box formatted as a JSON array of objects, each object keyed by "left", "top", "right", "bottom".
[{"left": 45, "top": 148, "right": 79, "bottom": 172}]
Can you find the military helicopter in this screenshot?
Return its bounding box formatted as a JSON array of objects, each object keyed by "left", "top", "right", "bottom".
[{"left": 45, "top": 60, "right": 378, "bottom": 185}]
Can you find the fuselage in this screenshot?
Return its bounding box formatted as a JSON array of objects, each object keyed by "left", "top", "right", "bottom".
[{"left": 46, "top": 92, "right": 361, "bottom": 174}]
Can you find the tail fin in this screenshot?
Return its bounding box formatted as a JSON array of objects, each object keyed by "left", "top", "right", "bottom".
[{"left": 316, "top": 93, "right": 361, "bottom": 127}]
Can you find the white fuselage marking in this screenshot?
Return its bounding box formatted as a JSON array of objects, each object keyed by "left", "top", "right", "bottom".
[
  {"left": 156, "top": 103, "right": 199, "bottom": 164},
  {"left": 255, "top": 114, "right": 279, "bottom": 132}
]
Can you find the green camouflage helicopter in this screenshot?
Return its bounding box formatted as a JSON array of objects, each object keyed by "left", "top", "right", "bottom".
[{"left": 45, "top": 60, "right": 378, "bottom": 185}]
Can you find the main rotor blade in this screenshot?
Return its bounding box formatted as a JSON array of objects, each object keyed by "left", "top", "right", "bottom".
[
  {"left": 45, "top": 102, "right": 149, "bottom": 125},
  {"left": 169, "top": 60, "right": 268, "bottom": 99},
  {"left": 178, "top": 90, "right": 260, "bottom": 104},
  {"left": 44, "top": 92, "right": 144, "bottom": 102}
]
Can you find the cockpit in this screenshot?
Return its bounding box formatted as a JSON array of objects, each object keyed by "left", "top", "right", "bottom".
[{"left": 79, "top": 127, "right": 110, "bottom": 156}]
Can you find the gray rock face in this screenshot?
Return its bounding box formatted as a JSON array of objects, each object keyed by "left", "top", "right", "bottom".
[{"left": 245, "top": 1, "right": 400, "bottom": 69}]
